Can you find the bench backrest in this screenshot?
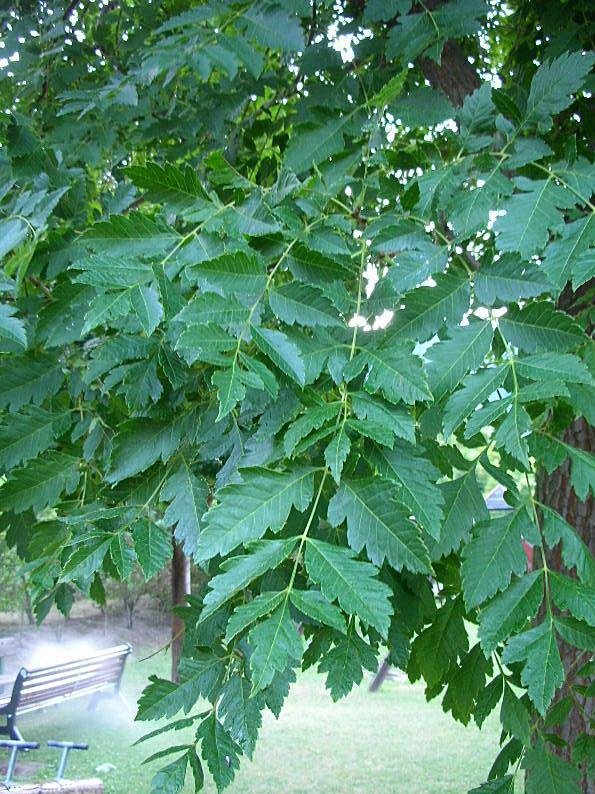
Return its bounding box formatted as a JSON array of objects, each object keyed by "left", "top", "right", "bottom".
[{"left": 9, "top": 644, "right": 132, "bottom": 716}]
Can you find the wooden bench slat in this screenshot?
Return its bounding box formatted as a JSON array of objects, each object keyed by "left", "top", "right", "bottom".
[
  {"left": 23, "top": 659, "right": 125, "bottom": 688},
  {"left": 15, "top": 681, "right": 120, "bottom": 713},
  {"left": 18, "top": 673, "right": 122, "bottom": 706},
  {"left": 23, "top": 645, "right": 130, "bottom": 678}
]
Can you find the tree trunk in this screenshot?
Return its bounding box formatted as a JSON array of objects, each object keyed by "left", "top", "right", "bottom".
[
  {"left": 536, "top": 417, "right": 594, "bottom": 793},
  {"left": 171, "top": 541, "right": 191, "bottom": 683}
]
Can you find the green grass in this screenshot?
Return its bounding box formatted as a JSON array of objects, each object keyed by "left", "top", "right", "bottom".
[{"left": 2, "top": 649, "right": 519, "bottom": 793}]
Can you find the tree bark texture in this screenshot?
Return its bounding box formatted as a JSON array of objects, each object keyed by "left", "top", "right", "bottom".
[
  {"left": 171, "top": 541, "right": 191, "bottom": 683},
  {"left": 536, "top": 417, "right": 594, "bottom": 793}
]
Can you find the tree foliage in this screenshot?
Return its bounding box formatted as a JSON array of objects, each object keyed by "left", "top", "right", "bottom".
[{"left": 1, "top": 1, "right": 594, "bottom": 792}]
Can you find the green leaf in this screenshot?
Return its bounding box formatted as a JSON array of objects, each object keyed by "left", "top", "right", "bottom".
[
  {"left": 0, "top": 354, "right": 64, "bottom": 412},
  {"left": 385, "top": 272, "right": 470, "bottom": 342},
  {"left": 289, "top": 590, "right": 346, "bottom": 633},
  {"left": 130, "top": 285, "right": 163, "bottom": 335},
  {"left": 550, "top": 573, "right": 595, "bottom": 626},
  {"left": 240, "top": 353, "right": 279, "bottom": 399},
  {"left": 479, "top": 570, "right": 544, "bottom": 655},
  {"left": 443, "top": 366, "right": 507, "bottom": 438},
  {"left": 382, "top": 246, "right": 448, "bottom": 291},
  {"left": 351, "top": 391, "right": 415, "bottom": 443},
  {"left": 218, "top": 676, "right": 263, "bottom": 759},
  {"left": 286, "top": 244, "right": 352, "bottom": 287},
  {"left": 449, "top": 169, "right": 511, "bottom": 240},
  {"left": 499, "top": 302, "right": 585, "bottom": 353},
  {"left": 249, "top": 602, "right": 302, "bottom": 692},
  {"left": 494, "top": 401, "right": 532, "bottom": 469},
  {"left": 426, "top": 320, "right": 494, "bottom": 399},
  {"left": 370, "top": 68, "right": 408, "bottom": 108},
  {"left": 0, "top": 304, "right": 26, "bottom": 347},
  {"left": 110, "top": 533, "right": 135, "bottom": 579},
  {"left": 442, "top": 643, "right": 491, "bottom": 725},
  {"left": 107, "top": 416, "right": 192, "bottom": 483},
  {"left": 502, "top": 620, "right": 563, "bottom": 715},
  {"left": 176, "top": 324, "right": 235, "bottom": 364},
  {"left": 410, "top": 597, "right": 468, "bottom": 687},
  {"left": 474, "top": 255, "right": 552, "bottom": 305},
  {"left": 324, "top": 428, "right": 351, "bottom": 484},
  {"left": 83, "top": 212, "right": 179, "bottom": 256},
  {"left": 461, "top": 511, "right": 530, "bottom": 608},
  {"left": 283, "top": 403, "right": 341, "bottom": 457},
  {"left": 542, "top": 214, "right": 595, "bottom": 290},
  {"left": 161, "top": 461, "right": 209, "bottom": 560},
  {"left": 389, "top": 86, "right": 454, "bottom": 127},
  {"left": 554, "top": 615, "right": 595, "bottom": 650},
  {"left": 284, "top": 116, "right": 353, "bottom": 173},
  {"left": 137, "top": 654, "right": 224, "bottom": 720},
  {"left": 175, "top": 292, "right": 251, "bottom": 326},
  {"left": 83, "top": 290, "right": 131, "bottom": 334},
  {"left": 431, "top": 465, "right": 489, "bottom": 559},
  {"left": 346, "top": 417, "right": 393, "bottom": 448},
  {"left": 474, "top": 676, "right": 504, "bottom": 728},
  {"left": 149, "top": 753, "right": 188, "bottom": 794},
  {"left": 126, "top": 162, "right": 208, "bottom": 210},
  {"left": 533, "top": 432, "right": 595, "bottom": 500},
  {"left": 516, "top": 352, "right": 593, "bottom": 384},
  {"left": 348, "top": 345, "right": 432, "bottom": 404},
  {"left": 495, "top": 178, "right": 575, "bottom": 259},
  {"left": 70, "top": 255, "right": 153, "bottom": 288},
  {"left": 242, "top": 7, "right": 304, "bottom": 52},
  {"left": 327, "top": 478, "right": 431, "bottom": 574},
  {"left": 524, "top": 51, "right": 595, "bottom": 132},
  {"left": 133, "top": 521, "right": 172, "bottom": 579},
  {"left": 573, "top": 733, "right": 595, "bottom": 782},
  {"left": 318, "top": 623, "right": 378, "bottom": 701},
  {"left": 196, "top": 713, "right": 241, "bottom": 792},
  {"left": 572, "top": 246, "right": 595, "bottom": 290},
  {"left": 269, "top": 283, "right": 343, "bottom": 328},
  {"left": 251, "top": 326, "right": 306, "bottom": 387},
  {"left": 225, "top": 591, "right": 286, "bottom": 643},
  {"left": 500, "top": 684, "right": 531, "bottom": 745},
  {"left": 540, "top": 505, "right": 595, "bottom": 584},
  {"left": 371, "top": 444, "right": 444, "bottom": 539},
  {"left": 197, "top": 467, "right": 315, "bottom": 559},
  {"left": 0, "top": 408, "right": 71, "bottom": 472},
  {"left": 188, "top": 251, "right": 266, "bottom": 296},
  {"left": 523, "top": 738, "right": 581, "bottom": 794},
  {"left": 201, "top": 539, "right": 297, "bottom": 621},
  {"left": 1, "top": 452, "right": 80, "bottom": 513},
  {"left": 0, "top": 218, "right": 28, "bottom": 260},
  {"left": 212, "top": 364, "right": 246, "bottom": 421},
  {"left": 61, "top": 535, "right": 112, "bottom": 583},
  {"left": 386, "top": 0, "right": 486, "bottom": 63},
  {"left": 305, "top": 538, "right": 393, "bottom": 636}
]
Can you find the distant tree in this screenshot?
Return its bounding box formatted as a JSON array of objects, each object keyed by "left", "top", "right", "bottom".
[{"left": 0, "top": 2, "right": 593, "bottom": 792}]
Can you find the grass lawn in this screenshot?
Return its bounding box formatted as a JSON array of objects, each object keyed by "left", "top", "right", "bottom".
[{"left": 2, "top": 648, "right": 520, "bottom": 793}]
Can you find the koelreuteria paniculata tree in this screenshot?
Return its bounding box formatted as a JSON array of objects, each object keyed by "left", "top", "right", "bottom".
[{"left": 1, "top": 1, "right": 594, "bottom": 791}]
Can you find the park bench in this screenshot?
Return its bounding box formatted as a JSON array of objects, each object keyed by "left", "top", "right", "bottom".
[{"left": 0, "top": 644, "right": 132, "bottom": 741}]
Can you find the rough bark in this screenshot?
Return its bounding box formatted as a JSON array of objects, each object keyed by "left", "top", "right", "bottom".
[
  {"left": 419, "top": 40, "right": 480, "bottom": 107},
  {"left": 536, "top": 418, "right": 594, "bottom": 793},
  {"left": 171, "top": 541, "right": 191, "bottom": 683}
]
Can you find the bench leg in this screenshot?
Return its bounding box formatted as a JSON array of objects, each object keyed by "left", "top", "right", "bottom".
[
  {"left": 7, "top": 716, "right": 24, "bottom": 741},
  {"left": 118, "top": 691, "right": 133, "bottom": 715}
]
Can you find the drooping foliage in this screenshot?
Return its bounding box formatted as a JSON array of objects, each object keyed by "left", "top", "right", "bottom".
[{"left": 1, "top": 1, "right": 594, "bottom": 791}]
